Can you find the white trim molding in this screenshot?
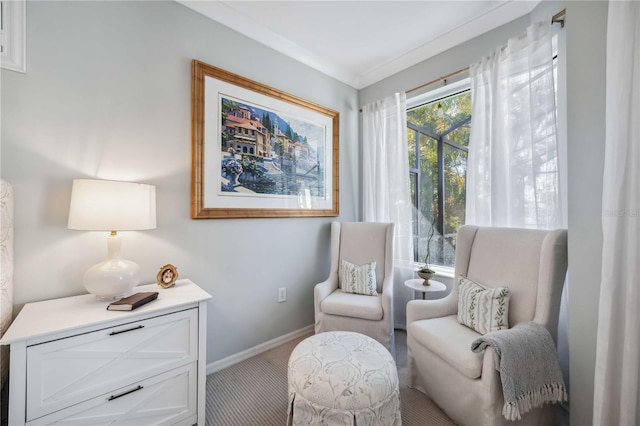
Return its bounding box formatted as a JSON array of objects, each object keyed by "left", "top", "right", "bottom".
[
  {"left": 1, "top": 0, "right": 26, "bottom": 73},
  {"left": 178, "top": 0, "right": 537, "bottom": 90},
  {"left": 206, "top": 324, "right": 313, "bottom": 375}
]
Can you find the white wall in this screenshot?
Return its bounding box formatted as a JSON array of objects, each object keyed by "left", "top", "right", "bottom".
[{"left": 0, "top": 1, "right": 359, "bottom": 363}]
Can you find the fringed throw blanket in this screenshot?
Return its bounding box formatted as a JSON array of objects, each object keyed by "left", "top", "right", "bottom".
[{"left": 471, "top": 321, "right": 567, "bottom": 421}]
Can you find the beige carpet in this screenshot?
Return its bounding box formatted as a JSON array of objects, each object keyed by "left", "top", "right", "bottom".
[{"left": 206, "top": 330, "right": 454, "bottom": 426}]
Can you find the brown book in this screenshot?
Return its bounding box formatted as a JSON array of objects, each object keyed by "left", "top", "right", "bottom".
[{"left": 107, "top": 292, "right": 159, "bottom": 311}]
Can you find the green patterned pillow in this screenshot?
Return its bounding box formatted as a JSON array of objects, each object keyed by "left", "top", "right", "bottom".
[
  {"left": 339, "top": 260, "right": 377, "bottom": 296},
  {"left": 457, "top": 276, "right": 510, "bottom": 334}
]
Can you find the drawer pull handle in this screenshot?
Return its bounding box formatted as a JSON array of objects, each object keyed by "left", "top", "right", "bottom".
[
  {"left": 108, "top": 385, "right": 144, "bottom": 401},
  {"left": 109, "top": 325, "right": 145, "bottom": 336}
]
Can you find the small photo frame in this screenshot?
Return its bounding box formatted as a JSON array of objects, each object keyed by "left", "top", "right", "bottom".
[{"left": 157, "top": 264, "right": 179, "bottom": 289}]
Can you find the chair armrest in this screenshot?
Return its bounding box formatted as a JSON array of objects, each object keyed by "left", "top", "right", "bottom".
[
  {"left": 480, "top": 345, "right": 503, "bottom": 403},
  {"left": 406, "top": 293, "right": 457, "bottom": 323},
  {"left": 314, "top": 275, "right": 338, "bottom": 314},
  {"left": 381, "top": 276, "right": 393, "bottom": 320}
]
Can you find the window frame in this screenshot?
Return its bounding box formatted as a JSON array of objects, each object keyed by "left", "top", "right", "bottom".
[{"left": 407, "top": 78, "right": 471, "bottom": 269}]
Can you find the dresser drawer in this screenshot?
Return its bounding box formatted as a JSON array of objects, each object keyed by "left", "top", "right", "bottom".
[
  {"left": 28, "top": 362, "right": 198, "bottom": 426},
  {"left": 26, "top": 308, "right": 198, "bottom": 421}
]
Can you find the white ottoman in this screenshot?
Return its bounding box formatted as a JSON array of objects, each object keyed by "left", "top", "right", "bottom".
[{"left": 287, "top": 331, "right": 401, "bottom": 426}]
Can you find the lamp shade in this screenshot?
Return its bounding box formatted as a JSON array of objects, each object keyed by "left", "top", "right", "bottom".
[{"left": 68, "top": 179, "right": 156, "bottom": 231}]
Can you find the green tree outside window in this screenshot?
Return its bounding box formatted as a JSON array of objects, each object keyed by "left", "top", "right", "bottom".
[{"left": 407, "top": 90, "right": 471, "bottom": 268}]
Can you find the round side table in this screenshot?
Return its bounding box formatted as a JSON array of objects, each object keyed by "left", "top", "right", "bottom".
[{"left": 404, "top": 278, "right": 447, "bottom": 300}]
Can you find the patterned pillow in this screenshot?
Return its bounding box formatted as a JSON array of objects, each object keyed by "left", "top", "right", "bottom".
[
  {"left": 339, "top": 260, "right": 377, "bottom": 296},
  {"left": 457, "top": 276, "right": 510, "bottom": 334}
]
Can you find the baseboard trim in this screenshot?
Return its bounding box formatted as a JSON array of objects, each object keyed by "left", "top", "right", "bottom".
[{"left": 206, "top": 324, "right": 314, "bottom": 375}]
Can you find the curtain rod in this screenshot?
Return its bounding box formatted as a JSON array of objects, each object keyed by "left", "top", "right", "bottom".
[
  {"left": 406, "top": 67, "right": 468, "bottom": 94},
  {"left": 360, "top": 9, "right": 566, "bottom": 110},
  {"left": 406, "top": 9, "right": 566, "bottom": 95},
  {"left": 552, "top": 8, "right": 566, "bottom": 28}
]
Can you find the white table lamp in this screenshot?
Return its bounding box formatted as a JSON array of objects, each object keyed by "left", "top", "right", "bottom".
[{"left": 68, "top": 179, "right": 156, "bottom": 300}]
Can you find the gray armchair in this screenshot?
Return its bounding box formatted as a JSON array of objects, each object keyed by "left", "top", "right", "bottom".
[
  {"left": 407, "top": 225, "right": 568, "bottom": 425},
  {"left": 314, "top": 222, "right": 395, "bottom": 353}
]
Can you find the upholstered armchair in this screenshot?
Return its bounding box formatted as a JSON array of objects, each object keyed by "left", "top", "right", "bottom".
[
  {"left": 407, "top": 225, "right": 568, "bottom": 425},
  {"left": 314, "top": 222, "right": 395, "bottom": 353}
]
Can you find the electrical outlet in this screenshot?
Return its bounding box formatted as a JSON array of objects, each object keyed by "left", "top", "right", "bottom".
[{"left": 278, "top": 287, "right": 286, "bottom": 302}]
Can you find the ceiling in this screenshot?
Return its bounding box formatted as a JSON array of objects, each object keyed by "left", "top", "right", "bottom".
[{"left": 178, "top": 1, "right": 540, "bottom": 90}]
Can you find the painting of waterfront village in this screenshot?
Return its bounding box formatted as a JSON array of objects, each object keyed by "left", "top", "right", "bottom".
[
  {"left": 192, "top": 60, "right": 338, "bottom": 218},
  {"left": 219, "top": 96, "right": 326, "bottom": 198}
]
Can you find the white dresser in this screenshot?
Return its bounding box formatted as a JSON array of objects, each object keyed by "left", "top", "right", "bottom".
[{"left": 0, "top": 279, "right": 211, "bottom": 426}]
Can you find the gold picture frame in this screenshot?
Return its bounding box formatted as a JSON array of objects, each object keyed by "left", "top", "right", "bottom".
[
  {"left": 157, "top": 264, "right": 178, "bottom": 289},
  {"left": 191, "top": 60, "right": 339, "bottom": 219}
]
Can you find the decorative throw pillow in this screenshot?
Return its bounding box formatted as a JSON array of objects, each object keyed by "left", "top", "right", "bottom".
[
  {"left": 457, "top": 276, "right": 510, "bottom": 335},
  {"left": 339, "top": 260, "right": 377, "bottom": 296}
]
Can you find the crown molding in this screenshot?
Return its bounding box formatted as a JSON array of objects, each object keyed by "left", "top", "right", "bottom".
[{"left": 178, "top": 0, "right": 539, "bottom": 90}]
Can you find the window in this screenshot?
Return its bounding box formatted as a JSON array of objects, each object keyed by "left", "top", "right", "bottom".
[
  {"left": 407, "top": 84, "right": 471, "bottom": 268},
  {"left": 0, "top": 0, "right": 26, "bottom": 73}
]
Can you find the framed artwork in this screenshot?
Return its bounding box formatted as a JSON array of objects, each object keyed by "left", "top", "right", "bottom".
[
  {"left": 157, "top": 264, "right": 178, "bottom": 289},
  {"left": 191, "top": 60, "right": 339, "bottom": 219}
]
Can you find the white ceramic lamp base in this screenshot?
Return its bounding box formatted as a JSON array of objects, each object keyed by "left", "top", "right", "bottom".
[{"left": 84, "top": 233, "right": 141, "bottom": 301}]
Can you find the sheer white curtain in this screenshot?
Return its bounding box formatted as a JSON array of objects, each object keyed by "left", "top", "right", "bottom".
[
  {"left": 466, "top": 19, "right": 569, "bottom": 396},
  {"left": 466, "top": 21, "right": 563, "bottom": 229},
  {"left": 594, "top": 3, "right": 640, "bottom": 424},
  {"left": 362, "top": 93, "right": 414, "bottom": 329}
]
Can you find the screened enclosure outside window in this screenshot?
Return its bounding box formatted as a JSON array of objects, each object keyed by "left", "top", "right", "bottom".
[{"left": 407, "top": 90, "right": 470, "bottom": 268}]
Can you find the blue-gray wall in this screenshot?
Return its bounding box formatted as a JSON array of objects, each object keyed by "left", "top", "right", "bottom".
[
  {"left": 0, "top": 0, "right": 359, "bottom": 363},
  {"left": 359, "top": 16, "right": 529, "bottom": 106},
  {"left": 1, "top": 1, "right": 609, "bottom": 421},
  {"left": 565, "top": 3, "right": 607, "bottom": 424},
  {"left": 360, "top": 3, "right": 608, "bottom": 423}
]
